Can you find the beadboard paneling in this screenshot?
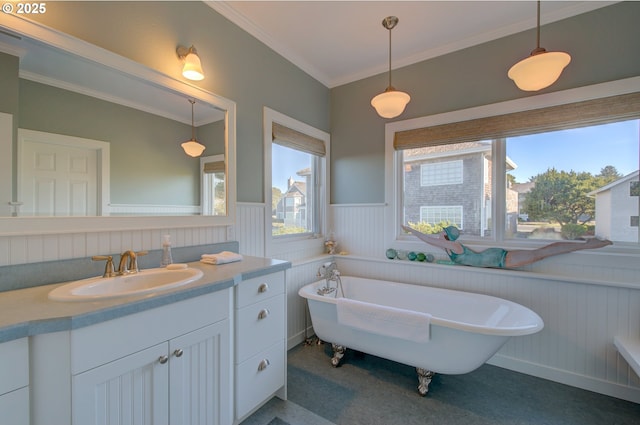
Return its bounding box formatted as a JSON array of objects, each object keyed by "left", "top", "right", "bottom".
[
  {"left": 0, "top": 226, "right": 228, "bottom": 266},
  {"left": 329, "top": 204, "right": 385, "bottom": 257},
  {"left": 235, "top": 203, "right": 266, "bottom": 257}
]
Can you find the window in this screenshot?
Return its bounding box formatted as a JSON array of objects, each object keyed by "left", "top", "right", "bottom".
[
  {"left": 386, "top": 79, "right": 640, "bottom": 246},
  {"left": 200, "top": 155, "right": 226, "bottom": 216},
  {"left": 420, "top": 206, "right": 463, "bottom": 229},
  {"left": 420, "top": 160, "right": 463, "bottom": 186},
  {"left": 264, "top": 108, "right": 329, "bottom": 244}
]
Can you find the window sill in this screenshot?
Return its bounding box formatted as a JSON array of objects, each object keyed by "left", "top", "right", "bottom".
[{"left": 335, "top": 254, "right": 640, "bottom": 290}]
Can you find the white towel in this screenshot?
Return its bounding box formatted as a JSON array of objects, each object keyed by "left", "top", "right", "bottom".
[
  {"left": 336, "top": 298, "right": 431, "bottom": 343},
  {"left": 200, "top": 251, "right": 243, "bottom": 265}
]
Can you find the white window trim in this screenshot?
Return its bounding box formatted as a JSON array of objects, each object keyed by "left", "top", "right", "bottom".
[
  {"left": 263, "top": 107, "right": 330, "bottom": 257},
  {"left": 385, "top": 76, "right": 640, "bottom": 251}
]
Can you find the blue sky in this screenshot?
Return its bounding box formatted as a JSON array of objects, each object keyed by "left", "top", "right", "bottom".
[
  {"left": 507, "top": 119, "right": 639, "bottom": 183},
  {"left": 272, "top": 144, "right": 311, "bottom": 192}
]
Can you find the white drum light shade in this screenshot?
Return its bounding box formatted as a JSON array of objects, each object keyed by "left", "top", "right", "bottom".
[
  {"left": 371, "top": 88, "right": 411, "bottom": 119},
  {"left": 181, "top": 140, "right": 206, "bottom": 157},
  {"left": 508, "top": 50, "right": 571, "bottom": 91}
]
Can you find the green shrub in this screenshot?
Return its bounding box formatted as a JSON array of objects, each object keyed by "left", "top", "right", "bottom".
[
  {"left": 561, "top": 223, "right": 588, "bottom": 240},
  {"left": 406, "top": 221, "right": 456, "bottom": 235}
]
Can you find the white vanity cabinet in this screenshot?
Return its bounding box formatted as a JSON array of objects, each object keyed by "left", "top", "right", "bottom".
[
  {"left": 234, "top": 271, "right": 287, "bottom": 422},
  {"left": 0, "top": 338, "right": 29, "bottom": 425},
  {"left": 31, "top": 289, "right": 233, "bottom": 425}
]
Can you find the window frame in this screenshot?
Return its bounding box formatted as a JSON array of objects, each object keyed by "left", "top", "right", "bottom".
[
  {"left": 385, "top": 76, "right": 640, "bottom": 251},
  {"left": 264, "top": 107, "right": 330, "bottom": 256}
]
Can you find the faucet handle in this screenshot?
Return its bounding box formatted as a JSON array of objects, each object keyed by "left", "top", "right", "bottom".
[
  {"left": 129, "top": 250, "right": 149, "bottom": 273},
  {"left": 92, "top": 255, "right": 116, "bottom": 278}
]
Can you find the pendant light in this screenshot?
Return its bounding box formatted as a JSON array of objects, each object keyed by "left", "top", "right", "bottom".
[
  {"left": 371, "top": 16, "right": 411, "bottom": 119},
  {"left": 181, "top": 99, "right": 206, "bottom": 157},
  {"left": 508, "top": 1, "right": 571, "bottom": 91}
]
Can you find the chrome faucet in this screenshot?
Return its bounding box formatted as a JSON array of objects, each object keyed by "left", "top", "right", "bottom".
[{"left": 316, "top": 262, "right": 343, "bottom": 297}]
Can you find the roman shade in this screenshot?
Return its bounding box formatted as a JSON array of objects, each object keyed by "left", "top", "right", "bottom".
[
  {"left": 272, "top": 122, "right": 326, "bottom": 157},
  {"left": 394, "top": 92, "right": 640, "bottom": 150},
  {"left": 203, "top": 160, "right": 225, "bottom": 174}
]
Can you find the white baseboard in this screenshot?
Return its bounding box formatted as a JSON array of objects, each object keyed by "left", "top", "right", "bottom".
[{"left": 488, "top": 354, "right": 640, "bottom": 404}]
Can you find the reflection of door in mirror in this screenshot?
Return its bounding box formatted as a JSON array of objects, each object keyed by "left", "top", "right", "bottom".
[
  {"left": 17, "top": 129, "right": 110, "bottom": 217},
  {"left": 200, "top": 155, "right": 226, "bottom": 216}
]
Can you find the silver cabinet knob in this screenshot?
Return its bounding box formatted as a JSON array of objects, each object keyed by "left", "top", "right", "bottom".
[
  {"left": 158, "top": 355, "right": 169, "bottom": 364},
  {"left": 173, "top": 349, "right": 184, "bottom": 358},
  {"left": 258, "top": 283, "right": 269, "bottom": 293},
  {"left": 258, "top": 309, "right": 270, "bottom": 320},
  {"left": 258, "top": 359, "right": 270, "bottom": 371}
]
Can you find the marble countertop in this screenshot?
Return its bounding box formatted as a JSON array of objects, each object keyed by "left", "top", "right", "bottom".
[{"left": 0, "top": 256, "right": 290, "bottom": 343}]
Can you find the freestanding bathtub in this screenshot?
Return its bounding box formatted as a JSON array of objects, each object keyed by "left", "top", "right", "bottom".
[{"left": 299, "top": 275, "right": 543, "bottom": 395}]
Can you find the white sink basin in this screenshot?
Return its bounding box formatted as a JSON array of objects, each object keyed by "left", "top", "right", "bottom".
[{"left": 48, "top": 267, "right": 204, "bottom": 302}]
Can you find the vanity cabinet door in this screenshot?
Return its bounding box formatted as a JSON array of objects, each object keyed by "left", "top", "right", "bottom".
[
  {"left": 72, "top": 342, "right": 170, "bottom": 425},
  {"left": 0, "top": 338, "right": 29, "bottom": 425},
  {"left": 169, "top": 320, "right": 231, "bottom": 425}
]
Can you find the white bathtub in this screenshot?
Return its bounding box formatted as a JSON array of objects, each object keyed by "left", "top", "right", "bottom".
[{"left": 299, "top": 276, "right": 543, "bottom": 388}]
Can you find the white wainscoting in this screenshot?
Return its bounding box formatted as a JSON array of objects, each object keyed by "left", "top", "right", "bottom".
[{"left": 0, "top": 226, "right": 228, "bottom": 266}]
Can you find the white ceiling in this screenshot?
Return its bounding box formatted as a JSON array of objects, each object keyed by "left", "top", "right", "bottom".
[{"left": 208, "top": 1, "right": 616, "bottom": 88}]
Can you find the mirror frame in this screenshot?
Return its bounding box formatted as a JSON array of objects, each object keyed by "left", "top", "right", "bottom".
[{"left": 0, "top": 14, "right": 236, "bottom": 235}]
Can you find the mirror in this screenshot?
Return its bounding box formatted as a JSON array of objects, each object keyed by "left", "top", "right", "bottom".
[{"left": 0, "top": 15, "right": 236, "bottom": 234}]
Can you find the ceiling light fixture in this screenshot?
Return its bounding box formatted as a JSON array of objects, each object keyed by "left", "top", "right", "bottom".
[
  {"left": 181, "top": 99, "right": 206, "bottom": 157},
  {"left": 508, "top": 1, "right": 571, "bottom": 91},
  {"left": 371, "top": 16, "right": 411, "bottom": 119},
  {"left": 176, "top": 45, "right": 205, "bottom": 81}
]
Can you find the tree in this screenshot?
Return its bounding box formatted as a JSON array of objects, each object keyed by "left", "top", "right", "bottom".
[
  {"left": 522, "top": 167, "right": 602, "bottom": 226},
  {"left": 272, "top": 187, "right": 283, "bottom": 213},
  {"left": 596, "top": 165, "right": 622, "bottom": 185}
]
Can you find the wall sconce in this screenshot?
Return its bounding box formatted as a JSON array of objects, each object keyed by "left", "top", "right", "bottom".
[
  {"left": 371, "top": 16, "right": 411, "bottom": 119},
  {"left": 508, "top": 1, "right": 571, "bottom": 91},
  {"left": 176, "top": 45, "right": 205, "bottom": 81},
  {"left": 181, "top": 99, "right": 206, "bottom": 157}
]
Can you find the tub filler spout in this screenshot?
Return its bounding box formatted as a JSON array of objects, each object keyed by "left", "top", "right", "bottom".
[{"left": 316, "top": 262, "right": 344, "bottom": 297}]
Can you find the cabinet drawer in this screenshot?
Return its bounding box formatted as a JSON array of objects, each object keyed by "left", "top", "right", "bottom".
[
  {"left": 235, "top": 295, "right": 285, "bottom": 363},
  {"left": 235, "top": 271, "right": 284, "bottom": 309},
  {"left": 235, "top": 341, "right": 285, "bottom": 420},
  {"left": 0, "top": 338, "right": 28, "bottom": 395}
]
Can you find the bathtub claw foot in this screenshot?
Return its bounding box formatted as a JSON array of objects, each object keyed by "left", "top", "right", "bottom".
[
  {"left": 331, "top": 343, "right": 346, "bottom": 367},
  {"left": 416, "top": 368, "right": 435, "bottom": 396}
]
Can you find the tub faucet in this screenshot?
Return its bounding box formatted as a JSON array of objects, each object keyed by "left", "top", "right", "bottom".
[{"left": 316, "top": 262, "right": 343, "bottom": 297}]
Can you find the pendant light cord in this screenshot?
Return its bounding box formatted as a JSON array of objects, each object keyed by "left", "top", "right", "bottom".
[
  {"left": 536, "top": 0, "right": 541, "bottom": 50},
  {"left": 189, "top": 99, "right": 196, "bottom": 140},
  {"left": 388, "top": 26, "right": 392, "bottom": 89}
]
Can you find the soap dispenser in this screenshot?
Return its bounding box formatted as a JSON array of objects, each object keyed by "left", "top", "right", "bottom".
[{"left": 161, "top": 234, "right": 173, "bottom": 266}]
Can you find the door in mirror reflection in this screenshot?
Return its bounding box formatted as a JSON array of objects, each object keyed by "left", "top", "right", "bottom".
[{"left": 17, "top": 129, "right": 109, "bottom": 216}]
